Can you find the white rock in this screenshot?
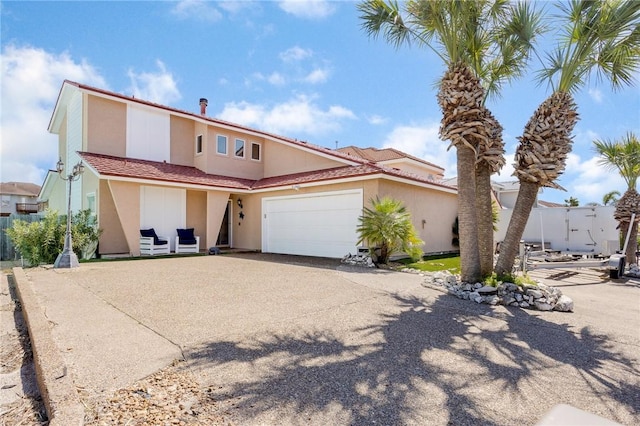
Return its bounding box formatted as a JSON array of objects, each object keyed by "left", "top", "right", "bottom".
[
  {"left": 464, "top": 283, "right": 472, "bottom": 291},
  {"left": 504, "top": 296, "right": 516, "bottom": 306},
  {"left": 519, "top": 301, "right": 530, "bottom": 308},
  {"left": 553, "top": 295, "right": 574, "bottom": 312},
  {"left": 474, "top": 296, "right": 484, "bottom": 303},
  {"left": 515, "top": 293, "right": 523, "bottom": 302},
  {"left": 445, "top": 275, "right": 458, "bottom": 285},
  {"left": 527, "top": 289, "right": 544, "bottom": 299},
  {"left": 474, "top": 283, "right": 483, "bottom": 289},
  {"left": 534, "top": 301, "right": 553, "bottom": 311}
]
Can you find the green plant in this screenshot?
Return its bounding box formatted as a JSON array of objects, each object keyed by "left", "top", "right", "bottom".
[
  {"left": 7, "top": 209, "right": 102, "bottom": 266},
  {"left": 7, "top": 209, "right": 65, "bottom": 266},
  {"left": 357, "top": 196, "right": 424, "bottom": 265}
]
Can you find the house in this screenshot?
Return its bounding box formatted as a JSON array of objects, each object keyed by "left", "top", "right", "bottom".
[
  {"left": 39, "top": 80, "right": 459, "bottom": 258},
  {"left": 0, "top": 182, "right": 41, "bottom": 216}
]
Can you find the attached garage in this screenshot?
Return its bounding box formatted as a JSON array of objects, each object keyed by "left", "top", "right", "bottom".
[{"left": 262, "top": 189, "right": 363, "bottom": 258}]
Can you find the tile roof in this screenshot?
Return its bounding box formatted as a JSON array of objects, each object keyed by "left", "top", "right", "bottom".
[
  {"left": 337, "top": 146, "right": 444, "bottom": 171},
  {"left": 0, "top": 182, "right": 41, "bottom": 196},
  {"left": 79, "top": 152, "right": 457, "bottom": 193},
  {"left": 79, "top": 152, "right": 255, "bottom": 190},
  {"left": 538, "top": 200, "right": 565, "bottom": 208}
]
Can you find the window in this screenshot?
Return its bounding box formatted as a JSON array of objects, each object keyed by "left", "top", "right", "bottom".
[
  {"left": 216, "top": 135, "right": 227, "bottom": 155},
  {"left": 195, "top": 135, "right": 203, "bottom": 154},
  {"left": 251, "top": 142, "right": 261, "bottom": 161},
  {"left": 235, "top": 138, "right": 245, "bottom": 158},
  {"left": 86, "top": 193, "right": 96, "bottom": 217}
]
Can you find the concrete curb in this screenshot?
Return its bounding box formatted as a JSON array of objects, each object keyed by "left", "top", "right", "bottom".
[{"left": 12, "top": 267, "right": 85, "bottom": 426}]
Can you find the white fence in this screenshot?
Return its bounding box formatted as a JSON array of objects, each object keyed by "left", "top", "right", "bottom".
[{"left": 495, "top": 206, "right": 619, "bottom": 255}]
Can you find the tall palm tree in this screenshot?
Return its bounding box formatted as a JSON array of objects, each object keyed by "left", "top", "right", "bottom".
[
  {"left": 603, "top": 190, "right": 621, "bottom": 206},
  {"left": 358, "top": 0, "right": 543, "bottom": 282},
  {"left": 495, "top": 0, "right": 640, "bottom": 275},
  {"left": 594, "top": 132, "right": 640, "bottom": 263}
]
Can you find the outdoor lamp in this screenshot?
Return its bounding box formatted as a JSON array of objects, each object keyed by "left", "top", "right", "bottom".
[{"left": 54, "top": 158, "right": 85, "bottom": 269}]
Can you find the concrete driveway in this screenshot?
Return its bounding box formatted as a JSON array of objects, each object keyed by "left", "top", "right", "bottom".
[{"left": 18, "top": 254, "right": 640, "bottom": 425}]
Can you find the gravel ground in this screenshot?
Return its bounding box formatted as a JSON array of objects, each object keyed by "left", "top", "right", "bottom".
[
  {"left": 82, "top": 360, "right": 233, "bottom": 426},
  {"left": 0, "top": 272, "right": 47, "bottom": 426}
]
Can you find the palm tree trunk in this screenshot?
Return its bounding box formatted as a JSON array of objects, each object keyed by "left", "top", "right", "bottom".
[
  {"left": 625, "top": 222, "right": 638, "bottom": 266},
  {"left": 458, "top": 145, "right": 482, "bottom": 282},
  {"left": 495, "top": 181, "right": 539, "bottom": 276},
  {"left": 475, "top": 164, "right": 494, "bottom": 277}
]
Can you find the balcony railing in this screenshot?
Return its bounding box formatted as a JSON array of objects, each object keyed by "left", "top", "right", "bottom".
[{"left": 15, "top": 203, "right": 39, "bottom": 214}]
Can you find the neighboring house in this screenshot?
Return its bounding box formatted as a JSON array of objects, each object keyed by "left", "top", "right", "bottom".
[
  {"left": 0, "top": 182, "right": 41, "bottom": 216},
  {"left": 39, "top": 80, "right": 459, "bottom": 258}
]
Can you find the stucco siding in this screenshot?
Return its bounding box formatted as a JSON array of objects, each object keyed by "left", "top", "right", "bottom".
[
  {"left": 98, "top": 180, "right": 131, "bottom": 254},
  {"left": 263, "top": 141, "right": 344, "bottom": 178},
  {"left": 205, "top": 127, "right": 264, "bottom": 180},
  {"left": 206, "top": 191, "right": 231, "bottom": 249},
  {"left": 186, "top": 190, "right": 207, "bottom": 250},
  {"left": 170, "top": 115, "right": 195, "bottom": 166},
  {"left": 86, "top": 95, "right": 127, "bottom": 157},
  {"left": 378, "top": 180, "right": 458, "bottom": 254}
]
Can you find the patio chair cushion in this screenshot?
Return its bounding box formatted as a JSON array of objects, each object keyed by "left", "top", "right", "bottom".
[
  {"left": 177, "top": 228, "right": 197, "bottom": 245},
  {"left": 140, "top": 228, "right": 167, "bottom": 246}
]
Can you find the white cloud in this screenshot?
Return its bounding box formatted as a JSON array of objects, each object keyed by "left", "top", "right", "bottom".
[
  {"left": 0, "top": 44, "right": 106, "bottom": 185},
  {"left": 588, "top": 88, "right": 603, "bottom": 103},
  {"left": 303, "top": 68, "right": 330, "bottom": 84},
  {"left": 278, "top": 0, "right": 336, "bottom": 19},
  {"left": 366, "top": 115, "right": 388, "bottom": 125},
  {"left": 279, "top": 46, "right": 313, "bottom": 63},
  {"left": 126, "top": 60, "right": 181, "bottom": 105},
  {"left": 267, "top": 72, "right": 286, "bottom": 86},
  {"left": 564, "top": 153, "right": 626, "bottom": 204},
  {"left": 218, "top": 94, "right": 356, "bottom": 136},
  {"left": 171, "top": 0, "right": 222, "bottom": 22},
  {"left": 381, "top": 122, "right": 457, "bottom": 177}
]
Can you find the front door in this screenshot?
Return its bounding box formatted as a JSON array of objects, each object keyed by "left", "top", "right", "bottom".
[{"left": 216, "top": 201, "right": 230, "bottom": 246}]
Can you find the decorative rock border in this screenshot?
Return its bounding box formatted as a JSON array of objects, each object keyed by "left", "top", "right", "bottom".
[
  {"left": 624, "top": 263, "right": 640, "bottom": 278},
  {"left": 421, "top": 270, "right": 574, "bottom": 312},
  {"left": 341, "top": 253, "right": 375, "bottom": 268}
]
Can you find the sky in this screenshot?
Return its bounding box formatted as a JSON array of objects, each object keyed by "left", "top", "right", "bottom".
[{"left": 1, "top": 0, "right": 638, "bottom": 205}]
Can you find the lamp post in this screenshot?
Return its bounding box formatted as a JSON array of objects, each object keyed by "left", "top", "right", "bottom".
[{"left": 53, "top": 158, "right": 84, "bottom": 269}]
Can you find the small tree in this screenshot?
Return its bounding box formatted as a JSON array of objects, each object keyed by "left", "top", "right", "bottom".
[
  {"left": 564, "top": 197, "right": 580, "bottom": 207},
  {"left": 7, "top": 209, "right": 102, "bottom": 266},
  {"left": 357, "top": 197, "right": 424, "bottom": 265}
]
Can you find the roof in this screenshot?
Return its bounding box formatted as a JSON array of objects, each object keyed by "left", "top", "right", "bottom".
[
  {"left": 52, "top": 80, "right": 361, "bottom": 167},
  {"left": 337, "top": 146, "right": 444, "bottom": 171},
  {"left": 79, "top": 152, "right": 457, "bottom": 193},
  {"left": 79, "top": 153, "right": 255, "bottom": 190},
  {"left": 538, "top": 200, "right": 565, "bottom": 208},
  {"left": 0, "top": 182, "right": 41, "bottom": 197}
]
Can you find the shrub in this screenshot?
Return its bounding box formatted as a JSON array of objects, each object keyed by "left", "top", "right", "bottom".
[{"left": 7, "top": 209, "right": 101, "bottom": 266}]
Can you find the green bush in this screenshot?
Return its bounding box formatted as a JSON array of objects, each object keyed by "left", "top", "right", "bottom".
[{"left": 7, "top": 209, "right": 102, "bottom": 266}]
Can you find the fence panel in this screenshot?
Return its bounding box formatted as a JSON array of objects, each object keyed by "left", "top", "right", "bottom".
[{"left": 0, "top": 214, "right": 44, "bottom": 260}]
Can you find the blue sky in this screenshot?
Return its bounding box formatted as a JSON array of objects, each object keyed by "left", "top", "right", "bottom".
[{"left": 1, "top": 0, "right": 638, "bottom": 205}]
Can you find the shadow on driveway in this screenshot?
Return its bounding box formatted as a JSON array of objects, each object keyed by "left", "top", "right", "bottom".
[{"left": 184, "top": 292, "right": 639, "bottom": 425}]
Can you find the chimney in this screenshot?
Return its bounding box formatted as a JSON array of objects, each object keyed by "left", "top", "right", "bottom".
[{"left": 199, "top": 98, "right": 208, "bottom": 116}]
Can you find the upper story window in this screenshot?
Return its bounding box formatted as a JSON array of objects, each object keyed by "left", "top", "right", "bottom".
[
  {"left": 195, "top": 135, "right": 203, "bottom": 155},
  {"left": 235, "top": 138, "right": 245, "bottom": 158},
  {"left": 216, "top": 135, "right": 227, "bottom": 155},
  {"left": 251, "top": 142, "right": 261, "bottom": 161}
]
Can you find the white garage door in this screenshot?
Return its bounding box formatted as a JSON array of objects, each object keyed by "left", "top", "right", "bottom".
[{"left": 262, "top": 189, "right": 362, "bottom": 258}]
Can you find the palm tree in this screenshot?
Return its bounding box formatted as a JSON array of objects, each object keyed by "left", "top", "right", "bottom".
[
  {"left": 495, "top": 0, "right": 640, "bottom": 275},
  {"left": 594, "top": 132, "right": 640, "bottom": 263},
  {"left": 358, "top": 0, "right": 543, "bottom": 282},
  {"left": 603, "top": 190, "right": 621, "bottom": 206},
  {"left": 356, "top": 196, "right": 424, "bottom": 265}
]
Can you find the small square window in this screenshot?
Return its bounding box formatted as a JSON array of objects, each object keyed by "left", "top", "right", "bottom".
[
  {"left": 251, "top": 142, "right": 261, "bottom": 161},
  {"left": 235, "top": 139, "right": 245, "bottom": 158},
  {"left": 217, "top": 135, "right": 227, "bottom": 155},
  {"left": 196, "top": 135, "right": 203, "bottom": 154}
]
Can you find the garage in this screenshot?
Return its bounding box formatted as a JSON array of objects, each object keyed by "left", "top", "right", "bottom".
[{"left": 262, "top": 189, "right": 363, "bottom": 258}]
